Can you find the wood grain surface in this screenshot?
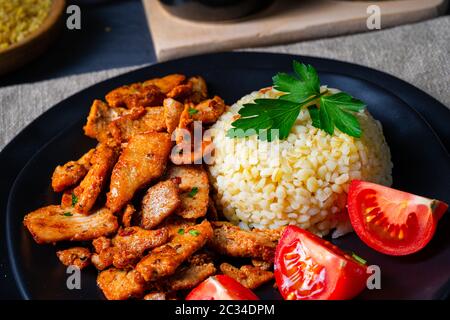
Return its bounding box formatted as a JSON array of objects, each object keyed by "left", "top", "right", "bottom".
[{"left": 143, "top": 0, "right": 448, "bottom": 61}]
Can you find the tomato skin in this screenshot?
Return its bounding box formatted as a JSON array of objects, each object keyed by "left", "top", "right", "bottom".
[
  {"left": 274, "top": 226, "right": 368, "bottom": 300},
  {"left": 348, "top": 180, "right": 448, "bottom": 256},
  {"left": 186, "top": 275, "right": 259, "bottom": 300}
]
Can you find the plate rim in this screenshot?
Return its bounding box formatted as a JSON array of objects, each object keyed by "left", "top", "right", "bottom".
[{"left": 2, "top": 51, "right": 450, "bottom": 300}]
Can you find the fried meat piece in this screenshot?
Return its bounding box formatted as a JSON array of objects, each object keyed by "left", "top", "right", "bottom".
[
  {"left": 143, "top": 74, "right": 186, "bottom": 94},
  {"left": 186, "top": 76, "right": 208, "bottom": 104},
  {"left": 106, "top": 82, "right": 165, "bottom": 109},
  {"left": 136, "top": 220, "right": 213, "bottom": 281},
  {"left": 91, "top": 247, "right": 115, "bottom": 271},
  {"left": 51, "top": 149, "right": 95, "bottom": 192},
  {"left": 220, "top": 263, "right": 273, "bottom": 290},
  {"left": 122, "top": 204, "right": 136, "bottom": 228},
  {"left": 209, "top": 222, "right": 283, "bottom": 262},
  {"left": 111, "top": 227, "right": 169, "bottom": 269},
  {"left": 92, "top": 227, "right": 169, "bottom": 270},
  {"left": 190, "top": 96, "right": 225, "bottom": 123},
  {"left": 83, "top": 100, "right": 126, "bottom": 142},
  {"left": 167, "top": 82, "right": 193, "bottom": 100},
  {"left": 93, "top": 236, "right": 112, "bottom": 252},
  {"left": 61, "top": 189, "right": 75, "bottom": 209},
  {"left": 141, "top": 180, "right": 180, "bottom": 230},
  {"left": 56, "top": 247, "right": 91, "bottom": 269},
  {"left": 143, "top": 292, "right": 166, "bottom": 300},
  {"left": 97, "top": 268, "right": 146, "bottom": 300},
  {"left": 108, "top": 106, "right": 166, "bottom": 143},
  {"left": 23, "top": 206, "right": 118, "bottom": 244},
  {"left": 163, "top": 98, "right": 184, "bottom": 134},
  {"left": 251, "top": 259, "right": 272, "bottom": 271},
  {"left": 166, "top": 261, "right": 216, "bottom": 291},
  {"left": 106, "top": 132, "right": 172, "bottom": 213},
  {"left": 167, "top": 165, "right": 209, "bottom": 219},
  {"left": 160, "top": 216, "right": 196, "bottom": 240},
  {"left": 73, "top": 144, "right": 119, "bottom": 214}
]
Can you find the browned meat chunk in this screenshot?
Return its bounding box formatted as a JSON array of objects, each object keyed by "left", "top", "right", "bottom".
[
  {"left": 97, "top": 268, "right": 146, "bottom": 300},
  {"left": 167, "top": 82, "right": 193, "bottom": 100},
  {"left": 163, "top": 98, "right": 184, "bottom": 134},
  {"left": 251, "top": 259, "right": 272, "bottom": 271},
  {"left": 136, "top": 220, "right": 213, "bottom": 281},
  {"left": 167, "top": 261, "right": 216, "bottom": 291},
  {"left": 141, "top": 180, "right": 180, "bottom": 230},
  {"left": 73, "top": 144, "right": 118, "bottom": 214},
  {"left": 122, "top": 204, "right": 135, "bottom": 228},
  {"left": 60, "top": 189, "right": 75, "bottom": 209},
  {"left": 92, "top": 227, "right": 169, "bottom": 270},
  {"left": 186, "top": 76, "right": 208, "bottom": 104},
  {"left": 93, "top": 236, "right": 112, "bottom": 252},
  {"left": 91, "top": 247, "right": 115, "bottom": 271},
  {"left": 209, "top": 222, "right": 283, "bottom": 262},
  {"left": 143, "top": 292, "right": 166, "bottom": 300},
  {"left": 56, "top": 247, "right": 91, "bottom": 269},
  {"left": 83, "top": 100, "right": 126, "bottom": 142},
  {"left": 220, "top": 263, "right": 273, "bottom": 289},
  {"left": 160, "top": 216, "right": 196, "bottom": 240},
  {"left": 106, "top": 132, "right": 172, "bottom": 213},
  {"left": 143, "top": 74, "right": 186, "bottom": 94},
  {"left": 167, "top": 165, "right": 209, "bottom": 219},
  {"left": 23, "top": 206, "right": 118, "bottom": 244},
  {"left": 106, "top": 82, "right": 165, "bottom": 109},
  {"left": 112, "top": 227, "right": 169, "bottom": 269},
  {"left": 51, "top": 149, "right": 95, "bottom": 192},
  {"left": 108, "top": 106, "right": 166, "bottom": 143},
  {"left": 190, "top": 96, "right": 225, "bottom": 123}
]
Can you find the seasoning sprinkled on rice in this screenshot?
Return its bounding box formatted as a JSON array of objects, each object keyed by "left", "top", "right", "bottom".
[{"left": 208, "top": 87, "right": 392, "bottom": 238}]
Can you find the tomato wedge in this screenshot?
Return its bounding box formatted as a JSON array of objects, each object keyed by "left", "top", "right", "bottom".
[
  {"left": 348, "top": 180, "right": 448, "bottom": 256},
  {"left": 274, "top": 226, "right": 368, "bottom": 300},
  {"left": 186, "top": 275, "right": 259, "bottom": 300}
]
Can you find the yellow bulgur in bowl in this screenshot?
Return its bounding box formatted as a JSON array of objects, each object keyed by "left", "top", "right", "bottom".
[
  {"left": 0, "top": 0, "right": 53, "bottom": 51},
  {"left": 209, "top": 87, "right": 392, "bottom": 238}
]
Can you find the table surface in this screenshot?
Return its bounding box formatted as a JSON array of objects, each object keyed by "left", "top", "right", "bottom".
[{"left": 0, "top": 0, "right": 448, "bottom": 88}]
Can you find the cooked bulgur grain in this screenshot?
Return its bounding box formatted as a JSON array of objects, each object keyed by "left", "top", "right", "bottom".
[
  {"left": 0, "top": 0, "right": 52, "bottom": 51},
  {"left": 208, "top": 87, "right": 392, "bottom": 238}
]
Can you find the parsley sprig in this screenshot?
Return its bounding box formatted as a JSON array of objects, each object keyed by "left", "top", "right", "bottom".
[{"left": 226, "top": 61, "right": 366, "bottom": 141}]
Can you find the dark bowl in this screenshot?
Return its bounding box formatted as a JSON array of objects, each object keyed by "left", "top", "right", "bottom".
[{"left": 158, "top": 0, "right": 274, "bottom": 22}]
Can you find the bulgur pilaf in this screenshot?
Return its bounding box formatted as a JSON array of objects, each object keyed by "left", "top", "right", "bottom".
[
  {"left": 0, "top": 0, "right": 52, "bottom": 51},
  {"left": 209, "top": 87, "right": 393, "bottom": 238}
]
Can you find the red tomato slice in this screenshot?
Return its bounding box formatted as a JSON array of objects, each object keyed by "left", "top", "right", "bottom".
[
  {"left": 186, "top": 275, "right": 259, "bottom": 300},
  {"left": 274, "top": 226, "right": 368, "bottom": 300},
  {"left": 348, "top": 180, "right": 448, "bottom": 256}
]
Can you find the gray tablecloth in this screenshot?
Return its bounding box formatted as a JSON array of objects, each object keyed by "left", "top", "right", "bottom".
[{"left": 1, "top": 16, "right": 449, "bottom": 151}]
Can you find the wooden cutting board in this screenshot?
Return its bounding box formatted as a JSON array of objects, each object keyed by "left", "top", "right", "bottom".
[{"left": 143, "top": 0, "right": 448, "bottom": 61}]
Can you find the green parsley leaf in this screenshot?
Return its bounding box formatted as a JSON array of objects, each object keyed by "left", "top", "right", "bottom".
[
  {"left": 189, "top": 230, "right": 200, "bottom": 236},
  {"left": 227, "top": 99, "right": 301, "bottom": 141},
  {"left": 307, "top": 105, "right": 321, "bottom": 128},
  {"left": 228, "top": 60, "right": 366, "bottom": 140},
  {"left": 321, "top": 92, "right": 366, "bottom": 112},
  {"left": 273, "top": 61, "right": 320, "bottom": 103},
  {"left": 187, "top": 187, "right": 199, "bottom": 198},
  {"left": 177, "top": 228, "right": 185, "bottom": 235},
  {"left": 61, "top": 212, "right": 73, "bottom": 217},
  {"left": 188, "top": 108, "right": 198, "bottom": 115},
  {"left": 71, "top": 193, "right": 78, "bottom": 207},
  {"left": 319, "top": 93, "right": 364, "bottom": 138},
  {"left": 351, "top": 252, "right": 367, "bottom": 265}
]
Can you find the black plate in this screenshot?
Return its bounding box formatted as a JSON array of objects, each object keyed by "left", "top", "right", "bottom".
[{"left": 1, "top": 52, "right": 450, "bottom": 300}]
